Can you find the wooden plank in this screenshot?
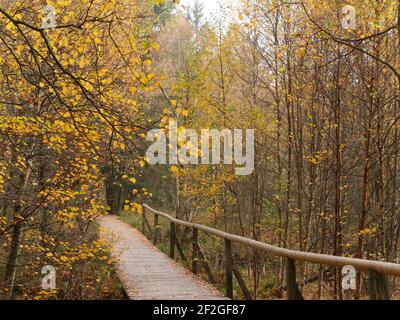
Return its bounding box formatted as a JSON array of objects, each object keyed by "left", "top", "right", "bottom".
[
  {"left": 153, "top": 214, "right": 159, "bottom": 245},
  {"left": 98, "top": 215, "right": 226, "bottom": 300},
  {"left": 196, "top": 243, "right": 217, "bottom": 284},
  {"left": 286, "top": 258, "right": 304, "bottom": 300},
  {"left": 175, "top": 236, "right": 187, "bottom": 262},
  {"left": 170, "top": 221, "right": 175, "bottom": 259},
  {"left": 225, "top": 239, "right": 233, "bottom": 299},
  {"left": 233, "top": 267, "right": 253, "bottom": 300},
  {"left": 143, "top": 214, "right": 152, "bottom": 238},
  {"left": 142, "top": 208, "right": 146, "bottom": 234},
  {"left": 369, "top": 270, "right": 391, "bottom": 300},
  {"left": 192, "top": 228, "right": 198, "bottom": 274}
]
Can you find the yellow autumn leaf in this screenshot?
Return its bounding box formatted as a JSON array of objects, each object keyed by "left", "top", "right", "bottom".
[{"left": 152, "top": 42, "right": 160, "bottom": 51}]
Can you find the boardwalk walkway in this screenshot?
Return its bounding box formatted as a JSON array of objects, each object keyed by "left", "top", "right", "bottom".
[{"left": 98, "top": 215, "right": 226, "bottom": 300}]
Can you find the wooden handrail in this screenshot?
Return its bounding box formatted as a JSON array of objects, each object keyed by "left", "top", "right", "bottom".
[{"left": 143, "top": 204, "right": 400, "bottom": 277}]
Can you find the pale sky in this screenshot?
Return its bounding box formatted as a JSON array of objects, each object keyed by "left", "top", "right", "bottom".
[
  {"left": 180, "top": 0, "right": 239, "bottom": 19},
  {"left": 180, "top": 0, "right": 217, "bottom": 18}
]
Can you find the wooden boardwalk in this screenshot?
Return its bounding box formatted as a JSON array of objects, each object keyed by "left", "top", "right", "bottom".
[{"left": 98, "top": 215, "right": 226, "bottom": 300}]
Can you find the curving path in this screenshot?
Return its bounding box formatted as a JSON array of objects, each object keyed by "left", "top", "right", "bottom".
[{"left": 98, "top": 215, "right": 226, "bottom": 300}]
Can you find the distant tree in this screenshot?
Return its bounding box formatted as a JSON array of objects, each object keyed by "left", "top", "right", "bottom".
[
  {"left": 187, "top": 0, "right": 204, "bottom": 29},
  {"left": 154, "top": 0, "right": 177, "bottom": 27}
]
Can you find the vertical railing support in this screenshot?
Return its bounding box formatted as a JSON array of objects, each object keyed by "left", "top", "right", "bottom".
[
  {"left": 192, "top": 228, "right": 198, "bottom": 274},
  {"left": 286, "top": 257, "right": 304, "bottom": 300},
  {"left": 225, "top": 239, "right": 233, "bottom": 299},
  {"left": 169, "top": 221, "right": 175, "bottom": 259},
  {"left": 369, "top": 270, "right": 390, "bottom": 300},
  {"left": 153, "top": 214, "right": 159, "bottom": 245},
  {"left": 142, "top": 206, "right": 146, "bottom": 235}
]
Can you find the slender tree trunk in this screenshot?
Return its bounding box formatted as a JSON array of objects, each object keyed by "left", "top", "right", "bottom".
[{"left": 4, "top": 166, "right": 32, "bottom": 299}]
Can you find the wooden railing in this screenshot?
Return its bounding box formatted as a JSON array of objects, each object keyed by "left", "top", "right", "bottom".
[{"left": 142, "top": 204, "right": 400, "bottom": 300}]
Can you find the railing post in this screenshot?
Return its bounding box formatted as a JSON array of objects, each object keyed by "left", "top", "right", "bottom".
[
  {"left": 225, "top": 239, "right": 233, "bottom": 299},
  {"left": 369, "top": 270, "right": 390, "bottom": 300},
  {"left": 142, "top": 206, "right": 146, "bottom": 235},
  {"left": 169, "top": 221, "right": 175, "bottom": 259},
  {"left": 153, "top": 214, "right": 159, "bottom": 245},
  {"left": 286, "top": 257, "right": 304, "bottom": 300},
  {"left": 192, "top": 228, "right": 198, "bottom": 274}
]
